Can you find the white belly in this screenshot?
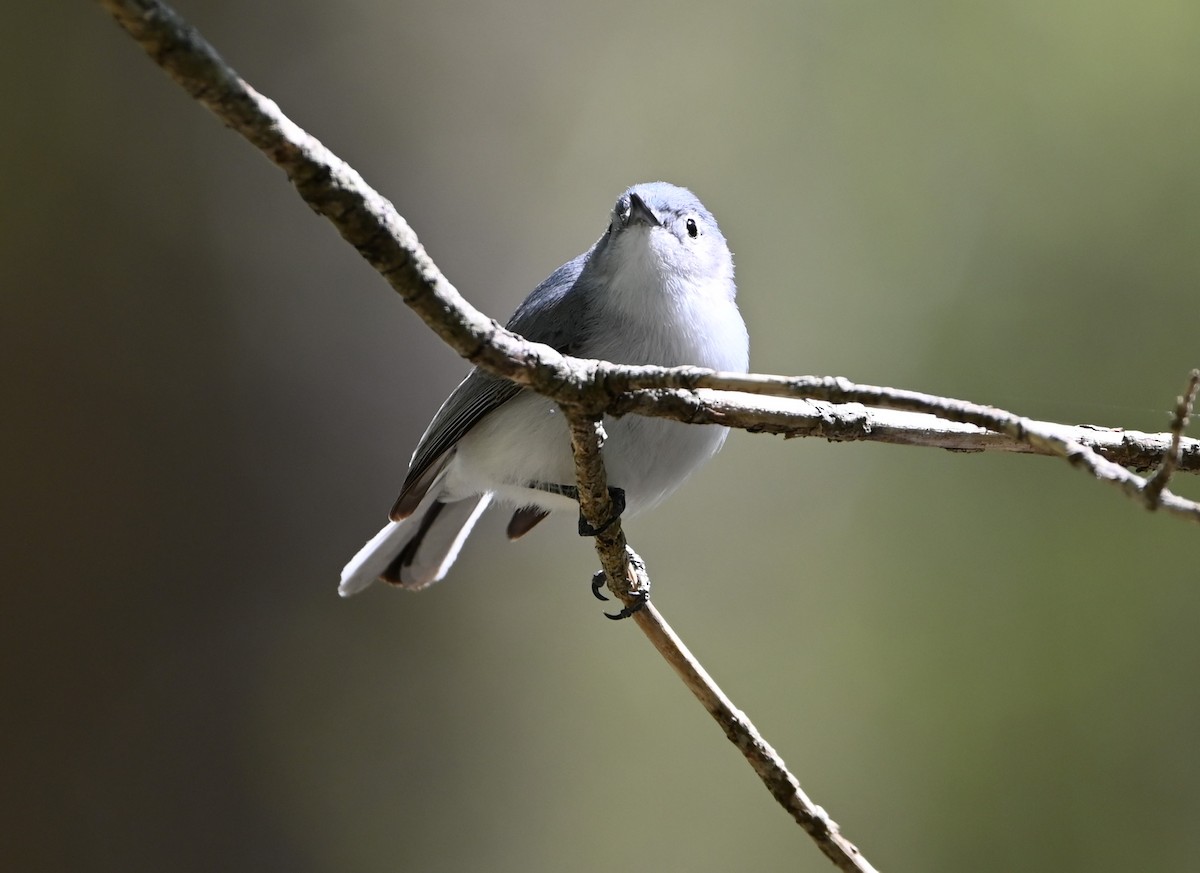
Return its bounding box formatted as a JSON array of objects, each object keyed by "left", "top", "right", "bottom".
[
  {"left": 444, "top": 271, "right": 748, "bottom": 515},
  {"left": 444, "top": 392, "right": 728, "bottom": 516}
]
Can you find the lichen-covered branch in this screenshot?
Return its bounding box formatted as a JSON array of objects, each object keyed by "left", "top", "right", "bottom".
[
  {"left": 608, "top": 390, "right": 1200, "bottom": 471},
  {"left": 97, "top": 1, "right": 1198, "bottom": 868},
  {"left": 98, "top": 0, "right": 1200, "bottom": 525},
  {"left": 563, "top": 408, "right": 876, "bottom": 872},
  {"left": 98, "top": 3, "right": 885, "bottom": 867},
  {"left": 95, "top": 0, "right": 574, "bottom": 395},
  {"left": 597, "top": 371, "right": 1200, "bottom": 524}
]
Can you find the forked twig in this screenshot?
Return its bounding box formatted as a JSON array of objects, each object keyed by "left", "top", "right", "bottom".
[
  {"left": 1145, "top": 370, "right": 1200, "bottom": 507},
  {"left": 95, "top": 2, "right": 1200, "bottom": 867},
  {"left": 98, "top": 2, "right": 881, "bottom": 866}
]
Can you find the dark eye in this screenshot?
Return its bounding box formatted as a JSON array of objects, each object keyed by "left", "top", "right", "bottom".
[{"left": 686, "top": 218, "right": 699, "bottom": 238}]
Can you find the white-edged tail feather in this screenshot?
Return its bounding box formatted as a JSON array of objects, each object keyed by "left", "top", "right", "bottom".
[{"left": 339, "top": 491, "right": 491, "bottom": 597}]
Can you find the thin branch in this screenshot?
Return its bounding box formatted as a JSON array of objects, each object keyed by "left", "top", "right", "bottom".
[
  {"left": 97, "top": 1, "right": 1198, "bottom": 868},
  {"left": 607, "top": 390, "right": 1200, "bottom": 472},
  {"left": 563, "top": 413, "right": 634, "bottom": 600},
  {"left": 100, "top": 1, "right": 882, "bottom": 866},
  {"left": 95, "top": 0, "right": 575, "bottom": 394},
  {"left": 633, "top": 599, "right": 877, "bottom": 872},
  {"left": 1145, "top": 369, "right": 1200, "bottom": 506},
  {"left": 564, "top": 409, "right": 876, "bottom": 872},
  {"left": 98, "top": 0, "right": 1200, "bottom": 522},
  {"left": 594, "top": 370, "right": 1200, "bottom": 525}
]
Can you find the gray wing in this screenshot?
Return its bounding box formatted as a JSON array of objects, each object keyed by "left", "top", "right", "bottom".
[{"left": 390, "top": 250, "right": 595, "bottom": 520}]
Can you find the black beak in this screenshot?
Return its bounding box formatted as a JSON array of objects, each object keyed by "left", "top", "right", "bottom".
[{"left": 623, "top": 192, "right": 661, "bottom": 228}]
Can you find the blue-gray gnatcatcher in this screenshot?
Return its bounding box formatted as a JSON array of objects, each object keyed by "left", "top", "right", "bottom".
[{"left": 339, "top": 182, "right": 749, "bottom": 596}]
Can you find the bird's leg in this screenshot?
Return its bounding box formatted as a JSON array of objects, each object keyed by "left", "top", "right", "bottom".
[
  {"left": 577, "top": 486, "right": 625, "bottom": 537},
  {"left": 527, "top": 482, "right": 626, "bottom": 537}
]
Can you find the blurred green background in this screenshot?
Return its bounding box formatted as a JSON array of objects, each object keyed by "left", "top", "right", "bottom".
[{"left": 5, "top": 2, "right": 1200, "bottom": 871}]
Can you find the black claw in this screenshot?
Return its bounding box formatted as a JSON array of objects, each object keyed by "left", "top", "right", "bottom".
[
  {"left": 591, "top": 570, "right": 609, "bottom": 601},
  {"left": 604, "top": 592, "right": 648, "bottom": 621}
]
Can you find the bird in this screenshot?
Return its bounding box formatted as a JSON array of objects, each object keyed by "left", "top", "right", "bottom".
[{"left": 339, "top": 182, "right": 749, "bottom": 597}]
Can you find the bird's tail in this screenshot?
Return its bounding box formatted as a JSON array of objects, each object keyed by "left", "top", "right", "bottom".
[{"left": 339, "top": 490, "right": 491, "bottom": 597}]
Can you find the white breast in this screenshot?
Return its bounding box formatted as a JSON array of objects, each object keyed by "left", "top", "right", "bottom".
[{"left": 446, "top": 227, "right": 748, "bottom": 516}]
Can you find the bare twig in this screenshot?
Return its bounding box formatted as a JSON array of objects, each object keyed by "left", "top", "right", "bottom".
[
  {"left": 631, "top": 600, "right": 876, "bottom": 872},
  {"left": 1145, "top": 370, "right": 1200, "bottom": 507},
  {"left": 563, "top": 413, "right": 635, "bottom": 604},
  {"left": 564, "top": 408, "right": 875, "bottom": 872},
  {"left": 595, "top": 371, "right": 1200, "bottom": 525},
  {"left": 97, "top": 0, "right": 1200, "bottom": 517},
  {"left": 608, "top": 391, "right": 1200, "bottom": 473},
  {"left": 96, "top": 0, "right": 1199, "bottom": 868},
  {"left": 95, "top": 0, "right": 576, "bottom": 396},
  {"left": 99, "top": 1, "right": 882, "bottom": 866}
]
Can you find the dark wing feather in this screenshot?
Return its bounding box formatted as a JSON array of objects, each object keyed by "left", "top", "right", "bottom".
[{"left": 390, "top": 250, "right": 595, "bottom": 520}]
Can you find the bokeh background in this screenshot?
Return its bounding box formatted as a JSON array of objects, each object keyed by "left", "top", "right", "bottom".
[{"left": 6, "top": 2, "right": 1200, "bottom": 871}]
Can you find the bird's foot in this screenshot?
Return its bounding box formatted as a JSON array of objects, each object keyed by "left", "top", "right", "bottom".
[
  {"left": 577, "top": 486, "right": 625, "bottom": 537},
  {"left": 592, "top": 546, "right": 648, "bottom": 620}
]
